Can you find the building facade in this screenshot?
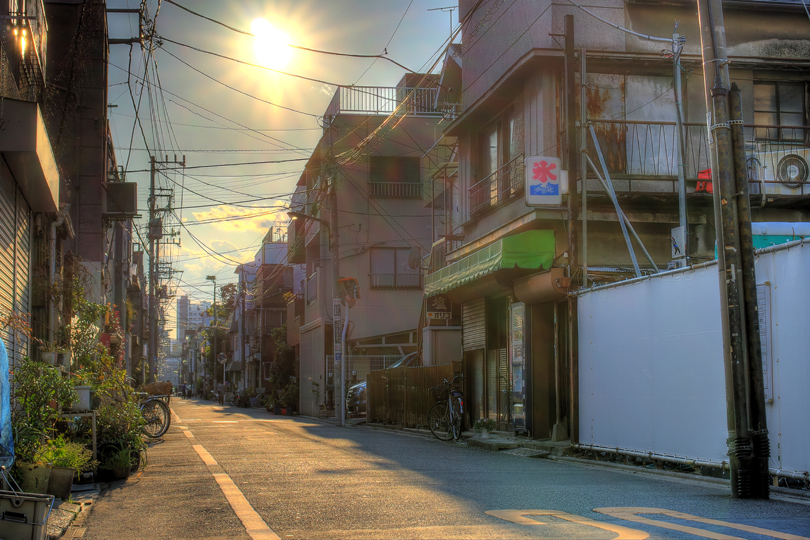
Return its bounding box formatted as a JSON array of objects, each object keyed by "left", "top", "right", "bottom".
[{"left": 426, "top": 0, "right": 810, "bottom": 439}]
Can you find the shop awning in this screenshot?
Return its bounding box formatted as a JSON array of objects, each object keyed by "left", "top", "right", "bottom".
[{"left": 425, "top": 230, "right": 555, "bottom": 297}]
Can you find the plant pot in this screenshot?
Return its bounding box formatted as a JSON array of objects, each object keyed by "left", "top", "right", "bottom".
[
  {"left": 47, "top": 466, "right": 74, "bottom": 500},
  {"left": 68, "top": 386, "right": 92, "bottom": 412},
  {"left": 112, "top": 467, "right": 130, "bottom": 480},
  {"left": 479, "top": 429, "right": 490, "bottom": 439},
  {"left": 17, "top": 462, "right": 50, "bottom": 494},
  {"left": 41, "top": 351, "right": 58, "bottom": 365}
]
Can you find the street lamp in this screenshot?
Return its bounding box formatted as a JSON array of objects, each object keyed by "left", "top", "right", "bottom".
[
  {"left": 206, "top": 275, "right": 218, "bottom": 403},
  {"left": 287, "top": 209, "right": 346, "bottom": 427}
]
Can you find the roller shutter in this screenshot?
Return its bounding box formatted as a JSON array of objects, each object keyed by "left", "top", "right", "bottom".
[
  {"left": 0, "top": 166, "right": 32, "bottom": 365},
  {"left": 462, "top": 298, "right": 485, "bottom": 351}
]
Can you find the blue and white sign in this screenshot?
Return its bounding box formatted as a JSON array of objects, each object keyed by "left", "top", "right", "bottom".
[{"left": 525, "top": 156, "right": 563, "bottom": 207}]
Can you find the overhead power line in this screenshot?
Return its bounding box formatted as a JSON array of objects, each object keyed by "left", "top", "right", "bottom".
[{"left": 162, "top": 0, "right": 415, "bottom": 72}]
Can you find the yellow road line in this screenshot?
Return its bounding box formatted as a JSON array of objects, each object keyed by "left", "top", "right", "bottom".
[
  {"left": 594, "top": 507, "right": 810, "bottom": 540},
  {"left": 179, "top": 426, "right": 280, "bottom": 540},
  {"left": 486, "top": 509, "right": 649, "bottom": 539}
]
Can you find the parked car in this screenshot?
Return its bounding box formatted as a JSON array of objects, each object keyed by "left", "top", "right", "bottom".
[
  {"left": 345, "top": 353, "right": 420, "bottom": 415},
  {"left": 346, "top": 381, "right": 366, "bottom": 415}
]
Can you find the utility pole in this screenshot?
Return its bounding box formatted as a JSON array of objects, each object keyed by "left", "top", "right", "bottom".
[
  {"left": 696, "top": 0, "right": 769, "bottom": 499},
  {"left": 206, "top": 275, "right": 218, "bottom": 400},
  {"left": 329, "top": 171, "right": 345, "bottom": 427},
  {"left": 148, "top": 155, "right": 185, "bottom": 384}
]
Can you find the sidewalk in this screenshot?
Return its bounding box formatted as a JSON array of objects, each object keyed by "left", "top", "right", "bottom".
[{"left": 46, "top": 484, "right": 102, "bottom": 539}]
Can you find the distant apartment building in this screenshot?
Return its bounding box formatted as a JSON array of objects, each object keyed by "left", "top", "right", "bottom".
[{"left": 176, "top": 295, "right": 211, "bottom": 343}]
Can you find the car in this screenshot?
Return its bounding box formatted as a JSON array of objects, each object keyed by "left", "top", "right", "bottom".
[
  {"left": 346, "top": 380, "right": 366, "bottom": 415},
  {"left": 346, "top": 353, "right": 421, "bottom": 415}
]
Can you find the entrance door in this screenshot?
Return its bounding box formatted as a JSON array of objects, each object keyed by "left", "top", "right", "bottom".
[{"left": 530, "top": 302, "right": 555, "bottom": 439}]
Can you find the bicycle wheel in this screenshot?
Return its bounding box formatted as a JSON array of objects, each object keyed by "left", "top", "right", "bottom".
[
  {"left": 428, "top": 403, "right": 452, "bottom": 441},
  {"left": 451, "top": 398, "right": 463, "bottom": 440},
  {"left": 141, "top": 399, "right": 171, "bottom": 438}
]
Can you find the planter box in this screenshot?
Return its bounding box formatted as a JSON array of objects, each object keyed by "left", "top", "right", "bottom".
[
  {"left": 46, "top": 467, "right": 74, "bottom": 500},
  {"left": 68, "top": 386, "right": 92, "bottom": 412},
  {"left": 0, "top": 489, "right": 54, "bottom": 540},
  {"left": 40, "top": 351, "right": 57, "bottom": 365}
]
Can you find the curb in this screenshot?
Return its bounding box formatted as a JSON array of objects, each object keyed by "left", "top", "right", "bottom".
[{"left": 48, "top": 485, "right": 102, "bottom": 539}]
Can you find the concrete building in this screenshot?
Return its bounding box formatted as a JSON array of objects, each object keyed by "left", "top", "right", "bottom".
[
  {"left": 288, "top": 75, "right": 447, "bottom": 417},
  {"left": 425, "top": 0, "right": 810, "bottom": 439}
]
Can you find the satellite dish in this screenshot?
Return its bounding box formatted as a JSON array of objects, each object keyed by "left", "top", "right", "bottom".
[{"left": 407, "top": 247, "right": 422, "bottom": 270}]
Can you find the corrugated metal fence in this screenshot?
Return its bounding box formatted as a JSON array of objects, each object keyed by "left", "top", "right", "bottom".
[{"left": 367, "top": 362, "right": 461, "bottom": 428}]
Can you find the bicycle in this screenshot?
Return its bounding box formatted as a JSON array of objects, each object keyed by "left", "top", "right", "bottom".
[
  {"left": 137, "top": 393, "right": 171, "bottom": 438},
  {"left": 428, "top": 374, "right": 464, "bottom": 441}
]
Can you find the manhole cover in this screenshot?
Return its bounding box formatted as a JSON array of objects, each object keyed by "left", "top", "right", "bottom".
[{"left": 502, "top": 448, "right": 549, "bottom": 458}]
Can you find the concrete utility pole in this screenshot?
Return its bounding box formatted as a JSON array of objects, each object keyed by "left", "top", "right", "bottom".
[
  {"left": 148, "top": 155, "right": 185, "bottom": 384},
  {"left": 206, "top": 275, "right": 217, "bottom": 399},
  {"left": 696, "top": 0, "right": 769, "bottom": 499}
]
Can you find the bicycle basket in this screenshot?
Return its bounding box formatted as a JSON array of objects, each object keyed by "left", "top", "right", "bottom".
[{"left": 430, "top": 385, "right": 449, "bottom": 402}]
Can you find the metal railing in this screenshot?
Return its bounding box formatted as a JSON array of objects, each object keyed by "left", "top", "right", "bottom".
[
  {"left": 324, "top": 86, "right": 441, "bottom": 119},
  {"left": 585, "top": 120, "right": 810, "bottom": 194},
  {"left": 369, "top": 273, "right": 422, "bottom": 289},
  {"left": 369, "top": 182, "right": 422, "bottom": 199},
  {"left": 326, "top": 355, "right": 403, "bottom": 384},
  {"left": 469, "top": 154, "right": 525, "bottom": 216},
  {"left": 306, "top": 272, "right": 317, "bottom": 305}
]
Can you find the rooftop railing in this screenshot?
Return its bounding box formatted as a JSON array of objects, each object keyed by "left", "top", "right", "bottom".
[{"left": 324, "top": 86, "right": 441, "bottom": 119}]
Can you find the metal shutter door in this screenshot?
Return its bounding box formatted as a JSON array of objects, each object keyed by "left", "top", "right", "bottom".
[{"left": 462, "top": 298, "right": 485, "bottom": 351}]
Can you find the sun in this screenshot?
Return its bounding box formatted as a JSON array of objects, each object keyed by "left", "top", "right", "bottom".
[{"left": 251, "top": 18, "right": 292, "bottom": 69}]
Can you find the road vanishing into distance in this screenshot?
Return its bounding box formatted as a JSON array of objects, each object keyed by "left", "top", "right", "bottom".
[{"left": 76, "top": 398, "right": 810, "bottom": 539}]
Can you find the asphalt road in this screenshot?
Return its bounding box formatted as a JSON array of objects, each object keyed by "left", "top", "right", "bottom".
[{"left": 75, "top": 398, "right": 810, "bottom": 540}]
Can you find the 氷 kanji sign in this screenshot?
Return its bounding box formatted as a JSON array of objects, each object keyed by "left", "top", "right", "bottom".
[{"left": 525, "top": 156, "right": 562, "bottom": 207}]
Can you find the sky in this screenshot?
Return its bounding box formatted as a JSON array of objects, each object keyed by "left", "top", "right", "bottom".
[{"left": 105, "top": 1, "right": 459, "bottom": 335}]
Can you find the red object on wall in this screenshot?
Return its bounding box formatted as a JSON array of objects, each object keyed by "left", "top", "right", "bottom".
[{"left": 696, "top": 169, "right": 713, "bottom": 193}]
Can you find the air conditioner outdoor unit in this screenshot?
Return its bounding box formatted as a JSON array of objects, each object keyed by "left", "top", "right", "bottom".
[{"left": 751, "top": 144, "right": 810, "bottom": 196}]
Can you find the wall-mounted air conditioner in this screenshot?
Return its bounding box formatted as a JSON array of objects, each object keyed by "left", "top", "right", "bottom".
[{"left": 750, "top": 144, "right": 810, "bottom": 196}]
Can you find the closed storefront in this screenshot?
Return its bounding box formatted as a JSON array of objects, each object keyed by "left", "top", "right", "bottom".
[{"left": 0, "top": 165, "right": 32, "bottom": 365}]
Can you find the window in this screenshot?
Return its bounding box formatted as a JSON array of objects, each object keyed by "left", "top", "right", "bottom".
[
  {"left": 470, "top": 104, "right": 525, "bottom": 215},
  {"left": 754, "top": 82, "right": 805, "bottom": 142},
  {"left": 369, "top": 156, "right": 421, "bottom": 198},
  {"left": 370, "top": 248, "right": 421, "bottom": 289}
]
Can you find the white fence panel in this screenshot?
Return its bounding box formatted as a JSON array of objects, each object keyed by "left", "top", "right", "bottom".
[
  {"left": 578, "top": 240, "right": 810, "bottom": 476},
  {"left": 754, "top": 242, "right": 810, "bottom": 476}
]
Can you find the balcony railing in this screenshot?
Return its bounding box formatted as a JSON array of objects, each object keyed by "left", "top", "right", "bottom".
[
  {"left": 324, "top": 86, "right": 441, "bottom": 120},
  {"left": 585, "top": 120, "right": 810, "bottom": 195},
  {"left": 370, "top": 182, "right": 422, "bottom": 199},
  {"left": 369, "top": 273, "right": 422, "bottom": 289},
  {"left": 469, "top": 154, "right": 525, "bottom": 216},
  {"left": 306, "top": 272, "right": 317, "bottom": 305}
]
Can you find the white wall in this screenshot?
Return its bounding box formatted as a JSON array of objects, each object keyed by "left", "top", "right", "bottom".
[{"left": 578, "top": 240, "right": 810, "bottom": 476}]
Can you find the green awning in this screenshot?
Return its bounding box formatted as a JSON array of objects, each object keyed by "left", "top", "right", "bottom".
[{"left": 425, "top": 230, "right": 555, "bottom": 296}]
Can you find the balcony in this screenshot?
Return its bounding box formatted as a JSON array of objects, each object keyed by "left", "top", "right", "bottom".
[
  {"left": 585, "top": 120, "right": 810, "bottom": 197},
  {"left": 469, "top": 154, "right": 525, "bottom": 216},
  {"left": 369, "top": 182, "right": 422, "bottom": 199},
  {"left": 324, "top": 86, "right": 441, "bottom": 121},
  {"left": 369, "top": 273, "right": 422, "bottom": 290}
]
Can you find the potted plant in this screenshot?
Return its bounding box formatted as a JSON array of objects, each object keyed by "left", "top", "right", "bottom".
[
  {"left": 100, "top": 446, "right": 135, "bottom": 480},
  {"left": 473, "top": 417, "right": 498, "bottom": 438},
  {"left": 39, "top": 436, "right": 95, "bottom": 499},
  {"left": 10, "top": 358, "right": 78, "bottom": 489}
]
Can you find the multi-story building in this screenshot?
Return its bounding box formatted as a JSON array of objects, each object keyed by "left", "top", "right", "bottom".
[
  {"left": 227, "top": 229, "right": 292, "bottom": 392},
  {"left": 0, "top": 0, "right": 137, "bottom": 368},
  {"left": 288, "top": 75, "right": 448, "bottom": 416},
  {"left": 426, "top": 0, "right": 810, "bottom": 440},
  {"left": 176, "top": 295, "right": 211, "bottom": 344}
]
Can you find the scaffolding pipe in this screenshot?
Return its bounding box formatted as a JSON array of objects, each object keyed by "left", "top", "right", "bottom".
[
  {"left": 583, "top": 154, "right": 659, "bottom": 272},
  {"left": 588, "top": 124, "right": 642, "bottom": 277}
]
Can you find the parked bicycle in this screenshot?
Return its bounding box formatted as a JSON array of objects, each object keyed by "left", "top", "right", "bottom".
[
  {"left": 428, "top": 374, "right": 464, "bottom": 441},
  {"left": 137, "top": 393, "right": 171, "bottom": 438}
]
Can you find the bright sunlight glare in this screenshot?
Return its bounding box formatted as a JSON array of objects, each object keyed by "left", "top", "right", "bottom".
[{"left": 252, "top": 18, "right": 292, "bottom": 69}]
